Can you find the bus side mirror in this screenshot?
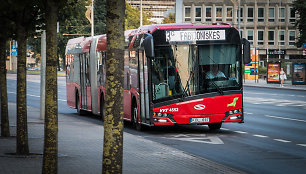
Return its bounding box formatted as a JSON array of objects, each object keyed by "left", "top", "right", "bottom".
[
  {"left": 242, "top": 38, "right": 251, "bottom": 64},
  {"left": 143, "top": 33, "right": 155, "bottom": 58}
]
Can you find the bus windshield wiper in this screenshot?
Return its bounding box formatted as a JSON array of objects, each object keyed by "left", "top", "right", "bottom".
[
  {"left": 210, "top": 80, "right": 224, "bottom": 95},
  {"left": 182, "top": 73, "right": 192, "bottom": 98},
  {"left": 182, "top": 78, "right": 190, "bottom": 98}
]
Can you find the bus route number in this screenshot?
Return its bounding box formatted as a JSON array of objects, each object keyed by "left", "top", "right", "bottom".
[{"left": 160, "top": 108, "right": 179, "bottom": 113}]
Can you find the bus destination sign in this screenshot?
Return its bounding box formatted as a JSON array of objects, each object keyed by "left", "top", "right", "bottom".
[{"left": 166, "top": 30, "right": 226, "bottom": 42}]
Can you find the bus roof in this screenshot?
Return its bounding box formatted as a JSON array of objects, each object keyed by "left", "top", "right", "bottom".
[
  {"left": 136, "top": 23, "right": 236, "bottom": 34},
  {"left": 66, "top": 23, "right": 237, "bottom": 54}
]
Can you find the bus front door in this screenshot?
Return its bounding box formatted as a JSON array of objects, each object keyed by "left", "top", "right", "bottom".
[
  {"left": 138, "top": 50, "right": 150, "bottom": 125},
  {"left": 80, "top": 54, "right": 88, "bottom": 110}
]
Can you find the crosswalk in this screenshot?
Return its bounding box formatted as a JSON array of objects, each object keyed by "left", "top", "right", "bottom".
[{"left": 243, "top": 96, "right": 306, "bottom": 110}]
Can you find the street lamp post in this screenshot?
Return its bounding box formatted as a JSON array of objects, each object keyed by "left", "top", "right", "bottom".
[
  {"left": 140, "top": 0, "right": 143, "bottom": 27},
  {"left": 91, "top": 0, "right": 94, "bottom": 37},
  {"left": 40, "top": 30, "right": 46, "bottom": 120}
]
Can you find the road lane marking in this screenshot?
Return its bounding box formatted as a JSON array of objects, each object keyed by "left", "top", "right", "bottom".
[
  {"left": 58, "top": 99, "right": 67, "bottom": 102},
  {"left": 244, "top": 97, "right": 306, "bottom": 109},
  {"left": 297, "top": 144, "right": 306, "bottom": 147},
  {"left": 27, "top": 94, "right": 40, "bottom": 98},
  {"left": 253, "top": 134, "right": 268, "bottom": 138},
  {"left": 265, "top": 115, "right": 306, "bottom": 123},
  {"left": 8, "top": 91, "right": 67, "bottom": 102},
  {"left": 245, "top": 112, "right": 253, "bottom": 115},
  {"left": 163, "top": 134, "right": 224, "bottom": 145},
  {"left": 234, "top": 131, "right": 248, "bottom": 134},
  {"left": 274, "top": 139, "right": 291, "bottom": 143},
  {"left": 220, "top": 128, "right": 230, "bottom": 131}
]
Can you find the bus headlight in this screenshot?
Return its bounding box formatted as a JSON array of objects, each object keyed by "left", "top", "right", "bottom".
[
  {"left": 154, "top": 112, "right": 169, "bottom": 117},
  {"left": 228, "top": 109, "right": 242, "bottom": 115},
  {"left": 227, "top": 109, "right": 242, "bottom": 120}
]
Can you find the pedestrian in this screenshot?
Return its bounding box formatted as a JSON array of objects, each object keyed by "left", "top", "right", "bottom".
[{"left": 280, "top": 67, "right": 287, "bottom": 87}]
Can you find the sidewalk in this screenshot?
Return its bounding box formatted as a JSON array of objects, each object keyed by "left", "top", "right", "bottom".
[
  {"left": 0, "top": 103, "right": 245, "bottom": 174},
  {"left": 243, "top": 79, "right": 306, "bottom": 91}
]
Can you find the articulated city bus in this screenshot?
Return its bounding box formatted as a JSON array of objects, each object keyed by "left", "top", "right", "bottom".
[{"left": 65, "top": 23, "right": 250, "bottom": 130}]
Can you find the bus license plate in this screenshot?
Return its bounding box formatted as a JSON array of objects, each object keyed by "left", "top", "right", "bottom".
[{"left": 190, "top": 117, "right": 210, "bottom": 123}]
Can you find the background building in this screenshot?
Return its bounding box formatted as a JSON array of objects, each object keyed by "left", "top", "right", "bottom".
[
  {"left": 127, "top": 0, "right": 176, "bottom": 24},
  {"left": 176, "top": 0, "right": 305, "bottom": 78}
]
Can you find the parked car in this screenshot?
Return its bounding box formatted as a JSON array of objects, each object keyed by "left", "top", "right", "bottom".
[{"left": 27, "top": 67, "right": 40, "bottom": 71}]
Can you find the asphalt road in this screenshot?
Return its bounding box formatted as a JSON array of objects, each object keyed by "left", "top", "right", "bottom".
[{"left": 6, "top": 74, "right": 306, "bottom": 174}]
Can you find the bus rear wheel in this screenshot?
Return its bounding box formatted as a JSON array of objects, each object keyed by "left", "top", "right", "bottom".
[
  {"left": 76, "top": 93, "right": 85, "bottom": 115},
  {"left": 208, "top": 123, "right": 222, "bottom": 130},
  {"left": 100, "top": 95, "right": 105, "bottom": 121},
  {"left": 132, "top": 104, "right": 142, "bottom": 131}
]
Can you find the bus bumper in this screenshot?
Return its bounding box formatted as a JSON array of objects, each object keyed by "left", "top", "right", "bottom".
[{"left": 153, "top": 113, "right": 243, "bottom": 126}]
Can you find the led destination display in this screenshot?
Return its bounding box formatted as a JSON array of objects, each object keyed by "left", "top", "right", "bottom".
[{"left": 166, "top": 30, "right": 226, "bottom": 42}]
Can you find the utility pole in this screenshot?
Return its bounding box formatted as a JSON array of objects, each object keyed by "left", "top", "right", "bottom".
[
  {"left": 238, "top": 0, "right": 241, "bottom": 34},
  {"left": 91, "top": 0, "right": 94, "bottom": 37},
  {"left": 140, "top": 0, "right": 143, "bottom": 26},
  {"left": 9, "top": 40, "right": 12, "bottom": 70},
  {"left": 40, "top": 30, "right": 46, "bottom": 120}
]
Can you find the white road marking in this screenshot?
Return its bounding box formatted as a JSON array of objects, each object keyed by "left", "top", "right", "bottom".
[
  {"left": 168, "top": 137, "right": 224, "bottom": 144},
  {"left": 253, "top": 134, "right": 268, "bottom": 138},
  {"left": 220, "top": 128, "right": 230, "bottom": 131},
  {"left": 274, "top": 139, "right": 291, "bottom": 143},
  {"left": 265, "top": 115, "right": 306, "bottom": 123},
  {"left": 244, "top": 96, "right": 306, "bottom": 109},
  {"left": 27, "top": 94, "right": 40, "bottom": 98},
  {"left": 245, "top": 112, "right": 253, "bottom": 115},
  {"left": 297, "top": 144, "right": 306, "bottom": 147},
  {"left": 58, "top": 99, "right": 67, "bottom": 102},
  {"left": 234, "top": 131, "right": 248, "bottom": 134},
  {"left": 8, "top": 91, "right": 67, "bottom": 102},
  {"left": 163, "top": 134, "right": 224, "bottom": 145}
]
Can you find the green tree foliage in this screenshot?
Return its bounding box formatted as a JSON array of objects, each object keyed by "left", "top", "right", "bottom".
[
  {"left": 102, "top": 0, "right": 125, "bottom": 173},
  {"left": 292, "top": 0, "right": 306, "bottom": 47},
  {"left": 2, "top": 0, "right": 43, "bottom": 155},
  {"left": 125, "top": 3, "right": 152, "bottom": 30},
  {"left": 57, "top": 0, "right": 90, "bottom": 70},
  {"left": 94, "top": 0, "right": 107, "bottom": 35},
  {"left": 162, "top": 13, "right": 175, "bottom": 24}
]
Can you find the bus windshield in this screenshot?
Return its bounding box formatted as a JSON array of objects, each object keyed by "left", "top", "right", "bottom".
[{"left": 151, "top": 44, "right": 241, "bottom": 101}]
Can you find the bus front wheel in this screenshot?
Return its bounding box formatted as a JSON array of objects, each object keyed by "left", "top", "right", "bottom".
[{"left": 208, "top": 123, "right": 222, "bottom": 130}]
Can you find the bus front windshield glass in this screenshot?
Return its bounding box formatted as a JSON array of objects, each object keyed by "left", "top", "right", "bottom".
[{"left": 151, "top": 44, "right": 241, "bottom": 101}]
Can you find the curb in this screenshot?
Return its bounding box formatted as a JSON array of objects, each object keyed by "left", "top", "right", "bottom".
[{"left": 243, "top": 84, "right": 306, "bottom": 91}]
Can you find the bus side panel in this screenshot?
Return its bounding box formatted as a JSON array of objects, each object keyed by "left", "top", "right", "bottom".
[
  {"left": 66, "top": 82, "right": 76, "bottom": 108},
  {"left": 66, "top": 53, "right": 81, "bottom": 109},
  {"left": 86, "top": 86, "right": 92, "bottom": 111},
  {"left": 123, "top": 90, "right": 132, "bottom": 121},
  {"left": 128, "top": 50, "right": 139, "bottom": 121}
]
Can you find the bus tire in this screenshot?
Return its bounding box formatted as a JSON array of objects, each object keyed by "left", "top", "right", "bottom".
[
  {"left": 132, "top": 104, "right": 142, "bottom": 131},
  {"left": 76, "top": 92, "right": 85, "bottom": 115},
  {"left": 208, "top": 123, "right": 222, "bottom": 130},
  {"left": 100, "top": 95, "right": 105, "bottom": 121}
]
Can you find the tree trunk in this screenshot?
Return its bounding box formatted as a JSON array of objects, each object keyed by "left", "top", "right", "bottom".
[
  {"left": 0, "top": 40, "right": 10, "bottom": 137},
  {"left": 42, "top": 1, "right": 58, "bottom": 173},
  {"left": 16, "top": 26, "right": 29, "bottom": 155},
  {"left": 102, "top": 0, "right": 125, "bottom": 173}
]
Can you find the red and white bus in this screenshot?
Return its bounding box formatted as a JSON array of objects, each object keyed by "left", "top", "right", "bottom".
[{"left": 65, "top": 23, "right": 250, "bottom": 130}]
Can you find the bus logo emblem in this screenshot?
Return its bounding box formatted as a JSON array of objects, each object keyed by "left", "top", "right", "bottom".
[
  {"left": 194, "top": 104, "right": 205, "bottom": 110},
  {"left": 227, "top": 97, "right": 239, "bottom": 107}
]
